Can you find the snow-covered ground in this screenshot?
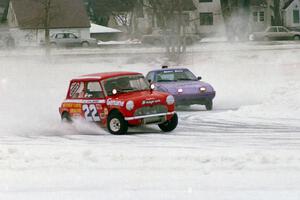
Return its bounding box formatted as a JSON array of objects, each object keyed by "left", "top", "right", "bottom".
[{"left": 0, "top": 42, "right": 300, "bottom": 200}]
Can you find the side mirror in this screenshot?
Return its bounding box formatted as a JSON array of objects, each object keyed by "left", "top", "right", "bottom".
[
  {"left": 197, "top": 76, "right": 202, "bottom": 80},
  {"left": 148, "top": 79, "right": 152, "bottom": 83}
]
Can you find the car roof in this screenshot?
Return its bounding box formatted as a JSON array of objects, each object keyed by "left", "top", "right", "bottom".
[
  {"left": 149, "top": 68, "right": 189, "bottom": 73},
  {"left": 72, "top": 71, "right": 142, "bottom": 81}
]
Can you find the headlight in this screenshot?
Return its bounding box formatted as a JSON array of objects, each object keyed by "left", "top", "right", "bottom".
[
  {"left": 178, "top": 88, "right": 183, "bottom": 93},
  {"left": 200, "top": 87, "right": 206, "bottom": 93},
  {"left": 166, "top": 95, "right": 175, "bottom": 105},
  {"left": 126, "top": 100, "right": 134, "bottom": 111}
]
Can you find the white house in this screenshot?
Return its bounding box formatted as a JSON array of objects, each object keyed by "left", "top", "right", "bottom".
[
  {"left": 192, "top": 0, "right": 226, "bottom": 36},
  {"left": 7, "top": 0, "right": 91, "bottom": 46},
  {"left": 282, "top": 0, "right": 300, "bottom": 28}
]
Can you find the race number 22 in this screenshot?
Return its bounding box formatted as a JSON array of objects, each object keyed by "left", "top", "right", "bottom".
[{"left": 82, "top": 104, "right": 101, "bottom": 122}]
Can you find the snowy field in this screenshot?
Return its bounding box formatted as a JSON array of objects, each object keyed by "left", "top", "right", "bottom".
[{"left": 0, "top": 42, "right": 300, "bottom": 200}]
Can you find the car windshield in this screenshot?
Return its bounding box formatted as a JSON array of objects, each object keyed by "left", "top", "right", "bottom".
[
  {"left": 156, "top": 69, "right": 197, "bottom": 82},
  {"left": 103, "top": 75, "right": 150, "bottom": 96}
]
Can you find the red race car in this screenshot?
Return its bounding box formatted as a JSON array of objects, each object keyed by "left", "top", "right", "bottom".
[{"left": 59, "top": 71, "right": 178, "bottom": 135}]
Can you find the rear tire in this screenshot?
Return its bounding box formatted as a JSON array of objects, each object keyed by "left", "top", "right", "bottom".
[
  {"left": 107, "top": 112, "right": 128, "bottom": 135},
  {"left": 158, "top": 113, "right": 178, "bottom": 132},
  {"left": 205, "top": 100, "right": 213, "bottom": 111},
  {"left": 294, "top": 35, "right": 300, "bottom": 40},
  {"left": 81, "top": 41, "right": 89, "bottom": 47},
  {"left": 61, "top": 112, "right": 72, "bottom": 123}
]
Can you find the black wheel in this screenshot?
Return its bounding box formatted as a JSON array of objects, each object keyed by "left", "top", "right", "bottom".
[
  {"left": 205, "top": 100, "right": 213, "bottom": 111},
  {"left": 81, "top": 41, "right": 89, "bottom": 47},
  {"left": 158, "top": 113, "right": 178, "bottom": 132},
  {"left": 61, "top": 112, "right": 72, "bottom": 123},
  {"left": 294, "top": 35, "right": 300, "bottom": 40},
  {"left": 107, "top": 112, "right": 128, "bottom": 135}
]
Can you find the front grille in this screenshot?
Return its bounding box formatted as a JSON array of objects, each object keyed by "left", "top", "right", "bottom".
[{"left": 134, "top": 105, "right": 168, "bottom": 116}]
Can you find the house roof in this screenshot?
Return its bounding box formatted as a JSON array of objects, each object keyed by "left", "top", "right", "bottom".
[
  {"left": 90, "top": 23, "right": 122, "bottom": 33},
  {"left": 283, "top": 0, "right": 294, "bottom": 9},
  {"left": 10, "top": 0, "right": 90, "bottom": 29}
]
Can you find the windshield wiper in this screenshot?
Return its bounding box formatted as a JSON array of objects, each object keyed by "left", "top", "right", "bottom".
[
  {"left": 157, "top": 79, "right": 176, "bottom": 82},
  {"left": 177, "top": 78, "right": 195, "bottom": 81}
]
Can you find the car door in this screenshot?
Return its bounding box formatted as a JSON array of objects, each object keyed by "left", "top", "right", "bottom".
[
  {"left": 55, "top": 33, "right": 68, "bottom": 46},
  {"left": 277, "top": 27, "right": 290, "bottom": 40},
  {"left": 81, "top": 81, "right": 105, "bottom": 123},
  {"left": 67, "top": 33, "right": 81, "bottom": 47},
  {"left": 266, "top": 27, "right": 278, "bottom": 40}
]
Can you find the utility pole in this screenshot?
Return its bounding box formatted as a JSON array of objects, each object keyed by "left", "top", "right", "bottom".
[{"left": 44, "top": 0, "right": 51, "bottom": 56}]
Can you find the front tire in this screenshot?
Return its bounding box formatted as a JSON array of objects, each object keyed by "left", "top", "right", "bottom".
[
  {"left": 107, "top": 112, "right": 128, "bottom": 135},
  {"left": 158, "top": 113, "right": 178, "bottom": 132},
  {"left": 205, "top": 100, "right": 213, "bottom": 111}
]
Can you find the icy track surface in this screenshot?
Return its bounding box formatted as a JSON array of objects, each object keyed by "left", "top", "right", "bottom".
[{"left": 0, "top": 43, "right": 300, "bottom": 200}]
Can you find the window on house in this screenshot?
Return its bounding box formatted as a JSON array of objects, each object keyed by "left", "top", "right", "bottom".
[
  {"left": 293, "top": 10, "right": 300, "bottom": 23},
  {"left": 253, "top": 11, "right": 265, "bottom": 22},
  {"left": 259, "top": 12, "right": 265, "bottom": 21},
  {"left": 200, "top": 13, "right": 213, "bottom": 25},
  {"left": 199, "top": 0, "right": 213, "bottom": 2}
]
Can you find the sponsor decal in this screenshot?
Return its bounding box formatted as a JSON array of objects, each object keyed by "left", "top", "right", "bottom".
[
  {"left": 63, "top": 99, "right": 105, "bottom": 104},
  {"left": 70, "top": 108, "right": 81, "bottom": 113},
  {"left": 63, "top": 103, "right": 81, "bottom": 108},
  {"left": 82, "top": 104, "right": 101, "bottom": 122},
  {"left": 106, "top": 98, "right": 125, "bottom": 107},
  {"left": 142, "top": 99, "right": 161, "bottom": 105}
]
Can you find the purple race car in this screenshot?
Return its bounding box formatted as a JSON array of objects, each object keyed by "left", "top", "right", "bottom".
[{"left": 146, "top": 67, "right": 216, "bottom": 110}]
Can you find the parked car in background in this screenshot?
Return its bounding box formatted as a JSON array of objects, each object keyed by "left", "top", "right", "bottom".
[
  {"left": 59, "top": 71, "right": 178, "bottom": 135},
  {"left": 146, "top": 67, "right": 216, "bottom": 110},
  {"left": 141, "top": 29, "right": 200, "bottom": 46},
  {"left": 249, "top": 26, "right": 300, "bottom": 41},
  {"left": 41, "top": 32, "right": 97, "bottom": 48}
]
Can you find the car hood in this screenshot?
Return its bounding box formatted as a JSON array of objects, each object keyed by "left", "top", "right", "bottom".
[
  {"left": 107, "top": 90, "right": 169, "bottom": 107},
  {"left": 155, "top": 81, "right": 214, "bottom": 94}
]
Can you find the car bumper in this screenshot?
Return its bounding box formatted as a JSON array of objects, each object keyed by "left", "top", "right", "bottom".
[
  {"left": 125, "top": 112, "right": 175, "bottom": 125},
  {"left": 174, "top": 91, "right": 216, "bottom": 105}
]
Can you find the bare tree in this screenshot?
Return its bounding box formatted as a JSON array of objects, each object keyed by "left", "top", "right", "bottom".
[
  {"left": 86, "top": 0, "right": 136, "bottom": 32},
  {"left": 144, "top": 0, "right": 189, "bottom": 61}
]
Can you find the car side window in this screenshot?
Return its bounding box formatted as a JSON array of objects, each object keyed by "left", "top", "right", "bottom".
[
  {"left": 267, "top": 27, "right": 277, "bottom": 32},
  {"left": 278, "top": 27, "right": 288, "bottom": 32},
  {"left": 56, "top": 33, "right": 64, "bottom": 39},
  {"left": 146, "top": 72, "right": 155, "bottom": 82},
  {"left": 68, "top": 33, "right": 77, "bottom": 39},
  {"left": 69, "top": 81, "right": 85, "bottom": 99},
  {"left": 86, "top": 81, "right": 104, "bottom": 99}
]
